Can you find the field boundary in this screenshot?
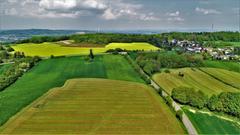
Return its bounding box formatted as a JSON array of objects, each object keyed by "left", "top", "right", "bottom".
[
  {"left": 198, "top": 68, "right": 240, "bottom": 90},
  {"left": 0, "top": 86, "right": 60, "bottom": 133}
]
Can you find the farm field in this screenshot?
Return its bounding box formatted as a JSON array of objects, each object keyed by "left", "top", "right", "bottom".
[
  {"left": 152, "top": 68, "right": 239, "bottom": 96},
  {"left": 203, "top": 60, "right": 240, "bottom": 73},
  {"left": 184, "top": 108, "right": 240, "bottom": 134},
  {"left": 12, "top": 42, "right": 159, "bottom": 57},
  {"left": 214, "top": 41, "right": 240, "bottom": 47},
  {"left": 200, "top": 68, "right": 240, "bottom": 89},
  {"left": 0, "top": 55, "right": 144, "bottom": 125},
  {"left": 0, "top": 79, "right": 185, "bottom": 134}
]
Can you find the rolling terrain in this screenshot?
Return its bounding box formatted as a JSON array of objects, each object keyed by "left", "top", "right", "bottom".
[
  {"left": 153, "top": 68, "right": 239, "bottom": 96},
  {"left": 0, "top": 55, "right": 144, "bottom": 125},
  {"left": 0, "top": 79, "right": 185, "bottom": 134},
  {"left": 12, "top": 42, "right": 159, "bottom": 57}
]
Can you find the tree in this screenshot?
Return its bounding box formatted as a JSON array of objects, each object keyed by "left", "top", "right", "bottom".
[{"left": 89, "top": 49, "right": 94, "bottom": 60}]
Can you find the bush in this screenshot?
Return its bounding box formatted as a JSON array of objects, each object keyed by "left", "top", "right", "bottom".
[
  {"left": 208, "top": 92, "right": 240, "bottom": 117},
  {"left": 135, "top": 51, "right": 203, "bottom": 75},
  {"left": 172, "top": 87, "right": 208, "bottom": 109},
  {"left": 0, "top": 57, "right": 41, "bottom": 92},
  {"left": 165, "top": 96, "right": 173, "bottom": 106},
  {"left": 176, "top": 110, "right": 183, "bottom": 120},
  {"left": 164, "top": 69, "right": 170, "bottom": 73}
]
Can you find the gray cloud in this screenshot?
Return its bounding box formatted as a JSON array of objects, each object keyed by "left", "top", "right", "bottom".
[
  {"left": 1, "top": 0, "right": 238, "bottom": 30},
  {"left": 2, "top": 0, "right": 159, "bottom": 21}
]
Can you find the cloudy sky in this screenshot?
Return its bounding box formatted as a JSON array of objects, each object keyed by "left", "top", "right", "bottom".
[{"left": 0, "top": 0, "right": 239, "bottom": 31}]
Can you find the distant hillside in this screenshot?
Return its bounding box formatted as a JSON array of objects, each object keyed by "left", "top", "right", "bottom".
[{"left": 0, "top": 29, "right": 92, "bottom": 43}]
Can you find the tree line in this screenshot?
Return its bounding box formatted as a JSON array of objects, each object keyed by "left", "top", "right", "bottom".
[
  {"left": 0, "top": 56, "right": 41, "bottom": 91},
  {"left": 172, "top": 87, "right": 240, "bottom": 118},
  {"left": 15, "top": 32, "right": 240, "bottom": 47},
  {"left": 134, "top": 51, "right": 203, "bottom": 75}
]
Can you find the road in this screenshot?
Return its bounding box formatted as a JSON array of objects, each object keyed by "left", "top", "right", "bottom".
[{"left": 150, "top": 80, "right": 198, "bottom": 135}]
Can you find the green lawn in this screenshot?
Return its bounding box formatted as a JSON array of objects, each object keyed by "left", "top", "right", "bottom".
[
  {"left": 184, "top": 108, "right": 240, "bottom": 134},
  {"left": 153, "top": 68, "right": 239, "bottom": 96},
  {"left": 203, "top": 60, "right": 240, "bottom": 73},
  {"left": 12, "top": 42, "right": 159, "bottom": 57},
  {"left": 0, "top": 55, "right": 143, "bottom": 125}
]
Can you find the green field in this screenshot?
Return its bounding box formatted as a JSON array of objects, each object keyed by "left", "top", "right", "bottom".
[
  {"left": 0, "top": 79, "right": 185, "bottom": 134},
  {"left": 184, "top": 108, "right": 240, "bottom": 134},
  {"left": 201, "top": 68, "right": 240, "bottom": 89},
  {"left": 12, "top": 42, "right": 159, "bottom": 57},
  {"left": 215, "top": 41, "right": 240, "bottom": 47},
  {"left": 203, "top": 60, "right": 240, "bottom": 73},
  {"left": 0, "top": 55, "right": 144, "bottom": 125},
  {"left": 153, "top": 68, "right": 239, "bottom": 96}
]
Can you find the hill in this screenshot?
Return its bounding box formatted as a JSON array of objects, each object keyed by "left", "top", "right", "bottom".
[
  {"left": 0, "top": 55, "right": 144, "bottom": 125},
  {"left": 0, "top": 79, "right": 185, "bottom": 134}
]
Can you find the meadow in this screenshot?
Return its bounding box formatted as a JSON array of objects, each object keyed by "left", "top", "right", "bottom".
[
  {"left": 214, "top": 41, "right": 240, "bottom": 47},
  {"left": 203, "top": 60, "right": 240, "bottom": 73},
  {"left": 201, "top": 68, "right": 240, "bottom": 89},
  {"left": 184, "top": 108, "right": 240, "bottom": 134},
  {"left": 12, "top": 42, "right": 159, "bottom": 57},
  {"left": 0, "top": 79, "right": 185, "bottom": 134},
  {"left": 152, "top": 68, "right": 239, "bottom": 96},
  {"left": 0, "top": 55, "right": 144, "bottom": 125}
]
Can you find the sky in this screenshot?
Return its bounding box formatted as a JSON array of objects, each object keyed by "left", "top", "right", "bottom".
[{"left": 0, "top": 0, "right": 239, "bottom": 31}]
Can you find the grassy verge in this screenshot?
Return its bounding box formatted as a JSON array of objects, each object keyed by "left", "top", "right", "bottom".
[{"left": 183, "top": 108, "right": 240, "bottom": 134}]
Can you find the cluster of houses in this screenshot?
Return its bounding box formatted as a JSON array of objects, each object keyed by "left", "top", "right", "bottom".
[{"left": 170, "top": 39, "right": 240, "bottom": 61}]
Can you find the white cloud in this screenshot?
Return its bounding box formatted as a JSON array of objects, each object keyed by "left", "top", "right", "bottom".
[
  {"left": 166, "top": 11, "right": 180, "bottom": 17},
  {"left": 166, "top": 11, "right": 183, "bottom": 22},
  {"left": 39, "top": 0, "right": 77, "bottom": 10},
  {"left": 102, "top": 8, "right": 118, "bottom": 20},
  {"left": 195, "top": 7, "right": 221, "bottom": 15},
  {"left": 167, "top": 17, "right": 184, "bottom": 22}
]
